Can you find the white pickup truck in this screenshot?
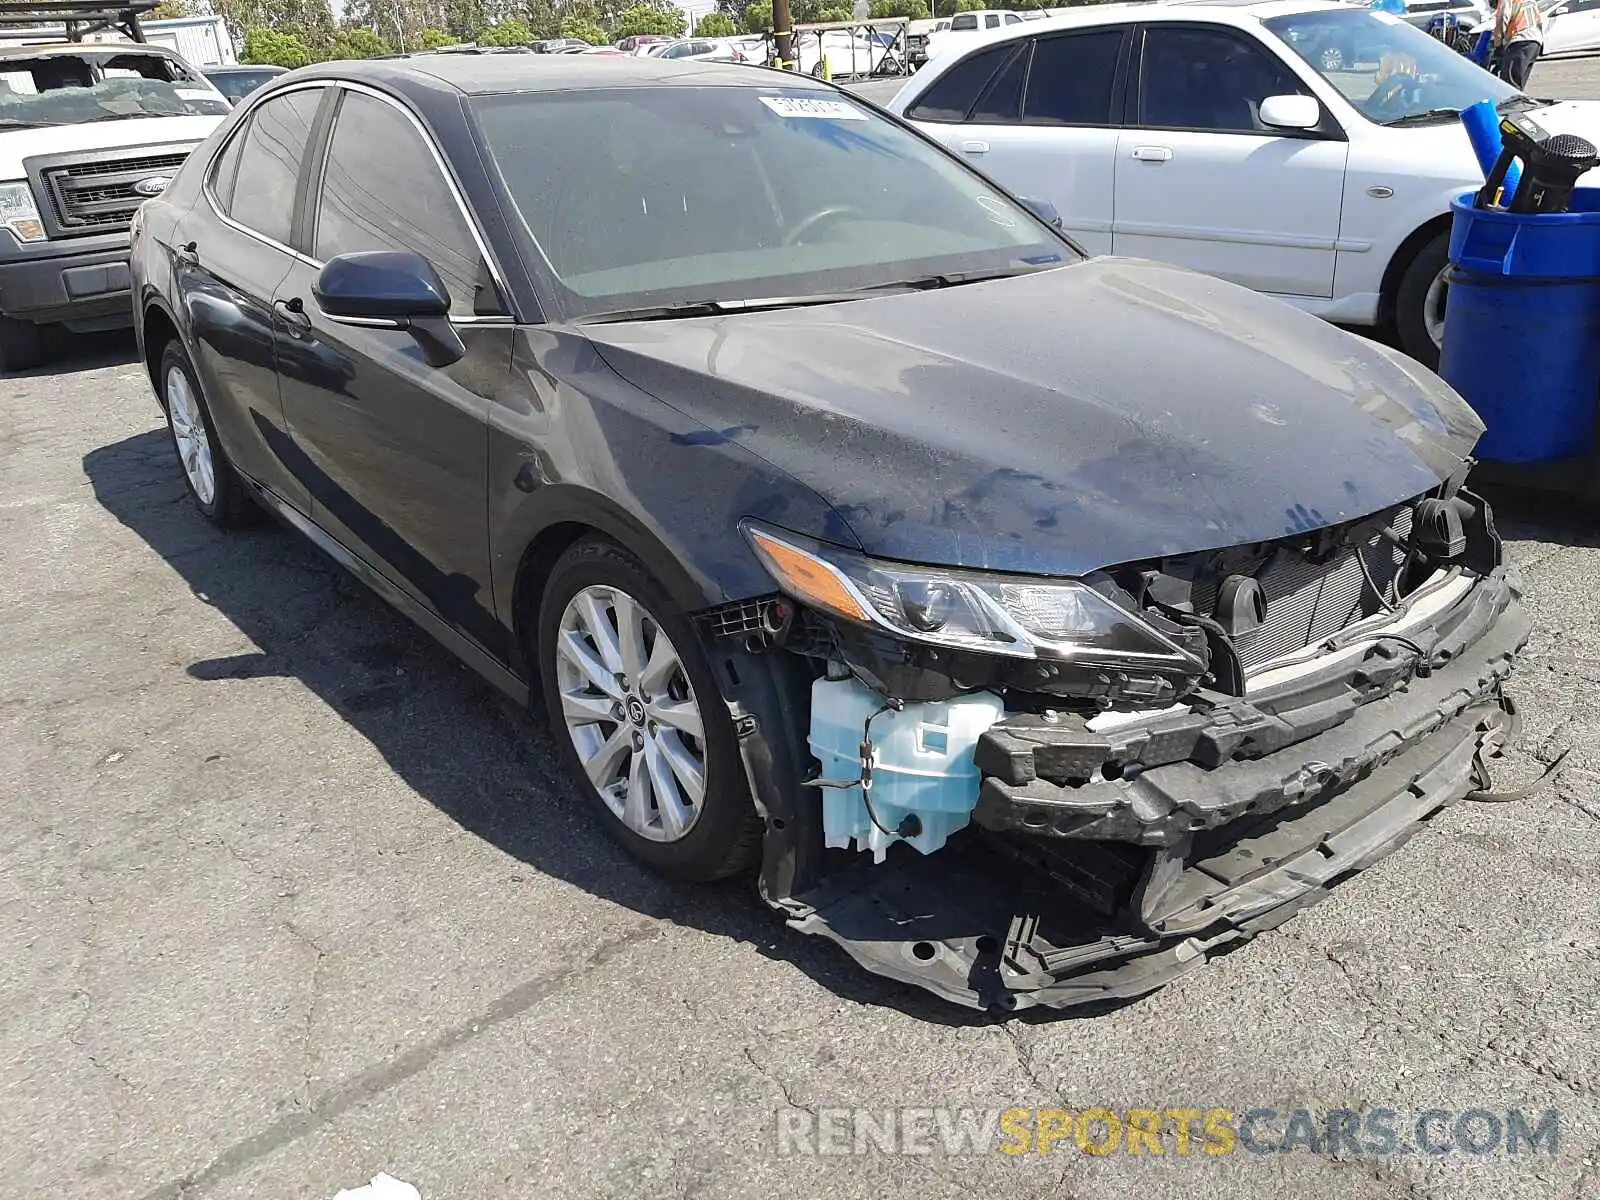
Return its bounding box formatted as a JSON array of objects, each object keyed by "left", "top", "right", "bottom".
[
  {"left": 0, "top": 26, "right": 228, "bottom": 370},
  {"left": 923, "top": 9, "right": 1026, "bottom": 61}
]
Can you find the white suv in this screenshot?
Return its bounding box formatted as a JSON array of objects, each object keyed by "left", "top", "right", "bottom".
[
  {"left": 888, "top": 0, "right": 1600, "bottom": 365},
  {"left": 0, "top": 39, "right": 227, "bottom": 370},
  {"left": 924, "top": 9, "right": 1026, "bottom": 61}
]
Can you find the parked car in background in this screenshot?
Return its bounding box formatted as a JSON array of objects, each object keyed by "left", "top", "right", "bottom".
[
  {"left": 617, "top": 33, "right": 673, "bottom": 53},
  {"left": 0, "top": 37, "right": 229, "bottom": 370},
  {"left": 889, "top": 0, "right": 1600, "bottom": 366},
  {"left": 923, "top": 9, "right": 1024, "bottom": 60},
  {"left": 648, "top": 37, "right": 751, "bottom": 62},
  {"left": 1537, "top": 0, "right": 1600, "bottom": 56},
  {"left": 132, "top": 54, "right": 1524, "bottom": 1014},
  {"left": 533, "top": 37, "right": 592, "bottom": 52},
  {"left": 203, "top": 63, "right": 288, "bottom": 104}
]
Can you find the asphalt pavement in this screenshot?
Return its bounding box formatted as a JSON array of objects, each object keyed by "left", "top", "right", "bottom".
[{"left": 2, "top": 60, "right": 1600, "bottom": 1200}]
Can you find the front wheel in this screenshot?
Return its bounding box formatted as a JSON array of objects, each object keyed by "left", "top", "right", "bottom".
[
  {"left": 537, "top": 537, "right": 762, "bottom": 882},
  {"left": 0, "top": 315, "right": 42, "bottom": 374},
  {"left": 1395, "top": 231, "right": 1450, "bottom": 370}
]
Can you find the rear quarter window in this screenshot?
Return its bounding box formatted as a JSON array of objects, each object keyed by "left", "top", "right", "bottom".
[{"left": 906, "top": 42, "right": 1015, "bottom": 121}]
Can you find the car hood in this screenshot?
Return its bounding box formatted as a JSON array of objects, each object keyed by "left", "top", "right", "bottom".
[
  {"left": 583, "top": 258, "right": 1484, "bottom": 576},
  {"left": 1, "top": 114, "right": 223, "bottom": 171}
]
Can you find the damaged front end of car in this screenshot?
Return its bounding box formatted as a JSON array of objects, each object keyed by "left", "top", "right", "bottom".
[{"left": 699, "top": 470, "right": 1530, "bottom": 1013}]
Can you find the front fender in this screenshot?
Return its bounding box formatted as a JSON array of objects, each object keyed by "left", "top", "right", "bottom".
[{"left": 488, "top": 327, "right": 861, "bottom": 648}]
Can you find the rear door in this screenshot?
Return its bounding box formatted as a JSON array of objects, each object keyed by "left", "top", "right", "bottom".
[
  {"left": 906, "top": 28, "right": 1128, "bottom": 256},
  {"left": 1111, "top": 22, "right": 1348, "bottom": 298},
  {"left": 273, "top": 86, "right": 513, "bottom": 649},
  {"left": 174, "top": 84, "right": 329, "bottom": 511}
]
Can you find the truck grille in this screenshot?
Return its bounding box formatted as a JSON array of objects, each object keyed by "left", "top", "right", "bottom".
[
  {"left": 42, "top": 151, "right": 190, "bottom": 234},
  {"left": 1191, "top": 505, "right": 1414, "bottom": 671}
]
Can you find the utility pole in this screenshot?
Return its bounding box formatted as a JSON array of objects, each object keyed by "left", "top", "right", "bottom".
[{"left": 773, "top": 0, "right": 793, "bottom": 68}]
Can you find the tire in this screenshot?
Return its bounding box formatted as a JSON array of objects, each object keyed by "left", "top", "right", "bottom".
[
  {"left": 0, "top": 315, "right": 42, "bottom": 373},
  {"left": 538, "top": 537, "right": 762, "bottom": 882},
  {"left": 1395, "top": 230, "right": 1450, "bottom": 371},
  {"left": 1320, "top": 44, "right": 1344, "bottom": 70},
  {"left": 159, "top": 339, "right": 253, "bottom": 528}
]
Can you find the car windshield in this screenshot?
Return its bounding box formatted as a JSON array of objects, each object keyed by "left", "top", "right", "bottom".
[
  {"left": 1264, "top": 8, "right": 1517, "bottom": 124},
  {"left": 472, "top": 85, "right": 1074, "bottom": 319},
  {"left": 0, "top": 51, "right": 229, "bottom": 125}
]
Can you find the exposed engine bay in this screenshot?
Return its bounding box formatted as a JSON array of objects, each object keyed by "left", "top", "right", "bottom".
[{"left": 699, "top": 475, "right": 1531, "bottom": 1012}]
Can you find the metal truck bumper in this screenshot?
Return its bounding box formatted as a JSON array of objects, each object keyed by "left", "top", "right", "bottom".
[{"left": 0, "top": 241, "right": 134, "bottom": 331}]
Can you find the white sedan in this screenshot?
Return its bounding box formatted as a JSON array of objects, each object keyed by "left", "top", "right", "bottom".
[{"left": 887, "top": 0, "right": 1600, "bottom": 365}]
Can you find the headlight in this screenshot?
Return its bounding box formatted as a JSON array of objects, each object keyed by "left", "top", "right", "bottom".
[
  {"left": 0, "top": 180, "right": 44, "bottom": 243},
  {"left": 743, "top": 522, "right": 1204, "bottom": 672}
]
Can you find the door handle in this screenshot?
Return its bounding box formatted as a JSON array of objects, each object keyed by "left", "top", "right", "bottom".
[
  {"left": 1131, "top": 146, "right": 1173, "bottom": 162},
  {"left": 960, "top": 139, "right": 989, "bottom": 155},
  {"left": 173, "top": 239, "right": 198, "bottom": 267},
  {"left": 273, "top": 296, "right": 312, "bottom": 330}
]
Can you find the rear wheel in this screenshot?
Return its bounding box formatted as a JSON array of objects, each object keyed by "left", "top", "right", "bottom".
[
  {"left": 1396, "top": 230, "right": 1450, "bottom": 370},
  {"left": 537, "top": 538, "right": 763, "bottom": 882},
  {"left": 0, "top": 315, "right": 42, "bottom": 374},
  {"left": 160, "top": 339, "right": 253, "bottom": 528}
]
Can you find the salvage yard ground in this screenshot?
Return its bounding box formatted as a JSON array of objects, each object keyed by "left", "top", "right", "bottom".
[{"left": 3, "top": 57, "right": 1600, "bottom": 1200}]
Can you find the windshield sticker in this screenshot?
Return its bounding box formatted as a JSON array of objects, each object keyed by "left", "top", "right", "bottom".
[
  {"left": 176, "top": 87, "right": 216, "bottom": 100},
  {"left": 759, "top": 96, "right": 867, "bottom": 120}
]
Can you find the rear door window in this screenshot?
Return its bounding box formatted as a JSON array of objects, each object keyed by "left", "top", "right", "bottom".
[
  {"left": 969, "top": 43, "right": 1030, "bottom": 122},
  {"left": 227, "top": 87, "right": 322, "bottom": 244},
  {"left": 1022, "top": 29, "right": 1125, "bottom": 125}
]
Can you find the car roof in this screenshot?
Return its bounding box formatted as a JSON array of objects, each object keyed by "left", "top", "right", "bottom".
[
  {"left": 293, "top": 54, "right": 833, "bottom": 96},
  {"left": 925, "top": 0, "right": 1345, "bottom": 39},
  {"left": 0, "top": 39, "right": 175, "bottom": 58}
]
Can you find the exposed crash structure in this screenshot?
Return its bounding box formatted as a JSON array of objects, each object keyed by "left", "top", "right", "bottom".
[{"left": 705, "top": 475, "right": 1528, "bottom": 1013}]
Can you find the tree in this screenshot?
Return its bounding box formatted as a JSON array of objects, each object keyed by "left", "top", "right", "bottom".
[
  {"left": 241, "top": 25, "right": 312, "bottom": 65},
  {"left": 613, "top": 3, "right": 683, "bottom": 36},
  {"left": 742, "top": 0, "right": 770, "bottom": 28},
  {"left": 559, "top": 15, "right": 608, "bottom": 42},
  {"left": 869, "top": 0, "right": 927, "bottom": 15},
  {"left": 149, "top": 0, "right": 192, "bottom": 18},
  {"left": 477, "top": 16, "right": 532, "bottom": 42},
  {"left": 326, "top": 25, "right": 391, "bottom": 56},
  {"left": 419, "top": 26, "right": 456, "bottom": 46},
  {"left": 694, "top": 10, "right": 736, "bottom": 34}
]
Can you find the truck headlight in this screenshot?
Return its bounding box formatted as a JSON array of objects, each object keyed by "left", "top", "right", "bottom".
[
  {"left": 0, "top": 181, "right": 44, "bottom": 243},
  {"left": 743, "top": 522, "right": 1204, "bottom": 672}
]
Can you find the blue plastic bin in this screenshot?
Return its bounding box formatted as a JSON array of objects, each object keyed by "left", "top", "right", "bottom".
[{"left": 1438, "top": 190, "right": 1600, "bottom": 463}]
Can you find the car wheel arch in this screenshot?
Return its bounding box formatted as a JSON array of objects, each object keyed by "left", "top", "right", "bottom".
[
  {"left": 1380, "top": 213, "right": 1453, "bottom": 325},
  {"left": 507, "top": 491, "right": 721, "bottom": 676},
  {"left": 141, "top": 298, "right": 183, "bottom": 403}
]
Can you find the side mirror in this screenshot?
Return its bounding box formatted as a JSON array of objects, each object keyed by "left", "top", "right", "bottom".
[
  {"left": 1259, "top": 93, "right": 1322, "bottom": 131},
  {"left": 313, "top": 250, "right": 463, "bottom": 368},
  {"left": 1019, "top": 196, "right": 1064, "bottom": 230},
  {"left": 314, "top": 249, "right": 450, "bottom": 320}
]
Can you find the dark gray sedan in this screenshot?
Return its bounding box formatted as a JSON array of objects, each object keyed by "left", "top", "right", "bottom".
[{"left": 129, "top": 56, "right": 1526, "bottom": 1013}]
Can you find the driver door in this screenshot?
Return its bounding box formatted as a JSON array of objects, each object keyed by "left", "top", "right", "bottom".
[{"left": 1112, "top": 22, "right": 1349, "bottom": 299}]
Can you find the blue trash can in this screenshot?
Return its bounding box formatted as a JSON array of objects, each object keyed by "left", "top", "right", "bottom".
[{"left": 1439, "top": 189, "right": 1600, "bottom": 463}]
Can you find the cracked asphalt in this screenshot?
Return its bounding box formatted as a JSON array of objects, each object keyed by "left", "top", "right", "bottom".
[{"left": 6, "top": 65, "right": 1600, "bottom": 1197}]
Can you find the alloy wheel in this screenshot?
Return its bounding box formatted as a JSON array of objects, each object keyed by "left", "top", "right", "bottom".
[
  {"left": 1320, "top": 45, "right": 1343, "bottom": 70},
  {"left": 554, "top": 583, "right": 708, "bottom": 842},
  {"left": 166, "top": 364, "right": 215, "bottom": 506},
  {"left": 1424, "top": 265, "right": 1449, "bottom": 351}
]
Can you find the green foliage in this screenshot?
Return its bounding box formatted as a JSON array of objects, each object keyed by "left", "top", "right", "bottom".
[
  {"left": 694, "top": 10, "right": 737, "bottom": 34},
  {"left": 240, "top": 25, "right": 312, "bottom": 66},
  {"left": 869, "top": 0, "right": 929, "bottom": 16},
  {"left": 743, "top": 0, "right": 771, "bottom": 30},
  {"left": 418, "top": 27, "right": 455, "bottom": 47},
  {"left": 325, "top": 25, "right": 390, "bottom": 57},
  {"left": 559, "top": 16, "right": 608, "bottom": 43},
  {"left": 477, "top": 17, "right": 532, "bottom": 43},
  {"left": 793, "top": 0, "right": 851, "bottom": 20},
  {"left": 613, "top": 3, "right": 683, "bottom": 37}
]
